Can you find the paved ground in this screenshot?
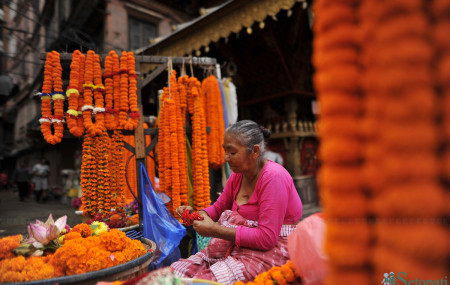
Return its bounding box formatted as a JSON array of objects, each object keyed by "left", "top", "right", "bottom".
[
  {"left": 0, "top": 187, "right": 321, "bottom": 239},
  {"left": 0, "top": 189, "right": 81, "bottom": 238}
]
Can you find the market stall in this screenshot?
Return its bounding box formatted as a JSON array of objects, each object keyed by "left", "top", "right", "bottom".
[{"left": 0, "top": 49, "right": 226, "bottom": 283}]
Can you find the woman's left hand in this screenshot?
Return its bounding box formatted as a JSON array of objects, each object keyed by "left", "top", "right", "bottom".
[{"left": 193, "top": 211, "right": 217, "bottom": 237}]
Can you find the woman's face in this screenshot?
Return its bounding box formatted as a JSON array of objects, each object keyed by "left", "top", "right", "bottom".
[{"left": 223, "top": 133, "right": 257, "bottom": 174}]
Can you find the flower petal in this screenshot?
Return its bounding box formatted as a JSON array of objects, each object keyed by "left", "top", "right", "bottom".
[
  {"left": 32, "top": 249, "right": 44, "bottom": 256},
  {"left": 30, "top": 223, "right": 50, "bottom": 245},
  {"left": 54, "top": 215, "right": 67, "bottom": 232},
  {"left": 45, "top": 214, "right": 55, "bottom": 226}
]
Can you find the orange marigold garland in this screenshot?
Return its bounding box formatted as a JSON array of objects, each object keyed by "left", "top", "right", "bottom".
[
  {"left": 96, "top": 131, "right": 114, "bottom": 217},
  {"left": 73, "top": 52, "right": 86, "bottom": 137},
  {"left": 66, "top": 50, "right": 81, "bottom": 136},
  {"left": 190, "top": 76, "right": 211, "bottom": 210},
  {"left": 118, "top": 51, "right": 129, "bottom": 129},
  {"left": 112, "top": 51, "right": 121, "bottom": 128},
  {"left": 82, "top": 50, "right": 96, "bottom": 137},
  {"left": 39, "top": 51, "right": 65, "bottom": 145},
  {"left": 104, "top": 51, "right": 116, "bottom": 130},
  {"left": 176, "top": 75, "right": 189, "bottom": 206},
  {"left": 92, "top": 53, "right": 106, "bottom": 135},
  {"left": 123, "top": 51, "right": 139, "bottom": 130},
  {"left": 80, "top": 135, "right": 98, "bottom": 217},
  {"left": 202, "top": 75, "right": 225, "bottom": 169},
  {"left": 39, "top": 52, "right": 54, "bottom": 143}
]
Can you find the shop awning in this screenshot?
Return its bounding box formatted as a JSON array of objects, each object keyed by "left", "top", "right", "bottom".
[{"left": 137, "top": 0, "right": 303, "bottom": 57}]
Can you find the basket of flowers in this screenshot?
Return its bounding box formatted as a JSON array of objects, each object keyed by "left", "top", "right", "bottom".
[
  {"left": 74, "top": 199, "right": 140, "bottom": 232},
  {"left": 0, "top": 214, "right": 156, "bottom": 284}
]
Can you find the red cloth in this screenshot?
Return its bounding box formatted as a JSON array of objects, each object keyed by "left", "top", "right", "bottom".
[{"left": 170, "top": 210, "right": 296, "bottom": 285}]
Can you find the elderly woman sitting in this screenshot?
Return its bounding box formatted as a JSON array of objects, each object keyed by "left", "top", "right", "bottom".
[{"left": 171, "top": 120, "right": 303, "bottom": 285}]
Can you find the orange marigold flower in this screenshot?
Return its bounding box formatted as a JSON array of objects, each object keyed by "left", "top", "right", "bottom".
[
  {"left": 0, "top": 234, "right": 21, "bottom": 260},
  {"left": 63, "top": 231, "right": 82, "bottom": 242},
  {"left": 71, "top": 223, "right": 93, "bottom": 237}
]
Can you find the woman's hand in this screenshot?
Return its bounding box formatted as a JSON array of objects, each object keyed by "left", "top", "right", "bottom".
[
  {"left": 193, "top": 211, "right": 218, "bottom": 237},
  {"left": 175, "top": 205, "right": 193, "bottom": 218}
]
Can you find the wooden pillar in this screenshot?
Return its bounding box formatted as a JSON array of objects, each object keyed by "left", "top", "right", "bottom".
[{"left": 283, "top": 97, "right": 302, "bottom": 177}]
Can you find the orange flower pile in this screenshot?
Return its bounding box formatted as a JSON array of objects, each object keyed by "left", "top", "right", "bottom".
[
  {"left": 0, "top": 230, "right": 147, "bottom": 282},
  {"left": 190, "top": 76, "right": 210, "bottom": 210},
  {"left": 202, "top": 75, "right": 225, "bottom": 169},
  {"left": 314, "top": 0, "right": 449, "bottom": 283},
  {"left": 40, "top": 51, "right": 65, "bottom": 145},
  {"left": 0, "top": 235, "right": 21, "bottom": 260},
  {"left": 233, "top": 260, "right": 301, "bottom": 285}
]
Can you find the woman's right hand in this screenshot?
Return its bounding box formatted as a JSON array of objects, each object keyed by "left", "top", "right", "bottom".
[{"left": 175, "top": 205, "right": 193, "bottom": 217}]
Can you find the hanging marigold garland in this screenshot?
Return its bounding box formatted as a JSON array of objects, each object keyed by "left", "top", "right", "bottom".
[
  {"left": 82, "top": 50, "right": 96, "bottom": 137},
  {"left": 104, "top": 51, "right": 116, "bottom": 130},
  {"left": 177, "top": 74, "right": 189, "bottom": 206},
  {"left": 112, "top": 51, "right": 121, "bottom": 128},
  {"left": 190, "top": 76, "right": 211, "bottom": 210},
  {"left": 202, "top": 75, "right": 225, "bottom": 170},
  {"left": 118, "top": 51, "right": 129, "bottom": 129},
  {"left": 80, "top": 135, "right": 97, "bottom": 217},
  {"left": 39, "top": 51, "right": 65, "bottom": 145},
  {"left": 124, "top": 51, "right": 140, "bottom": 130},
  {"left": 73, "top": 52, "right": 86, "bottom": 137},
  {"left": 66, "top": 50, "right": 81, "bottom": 136},
  {"left": 92, "top": 53, "right": 106, "bottom": 135}
]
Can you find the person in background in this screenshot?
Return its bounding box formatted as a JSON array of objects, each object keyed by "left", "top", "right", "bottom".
[
  {"left": 172, "top": 120, "right": 303, "bottom": 285},
  {"left": 264, "top": 149, "right": 284, "bottom": 165},
  {"left": 12, "top": 161, "right": 31, "bottom": 201},
  {"left": 32, "top": 158, "right": 50, "bottom": 203},
  {"left": 0, "top": 171, "right": 7, "bottom": 191}
]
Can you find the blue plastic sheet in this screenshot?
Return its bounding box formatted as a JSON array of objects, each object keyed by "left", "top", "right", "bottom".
[{"left": 140, "top": 163, "right": 186, "bottom": 267}]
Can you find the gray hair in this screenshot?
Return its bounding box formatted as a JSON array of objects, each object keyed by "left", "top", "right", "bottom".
[{"left": 225, "top": 120, "right": 271, "bottom": 157}]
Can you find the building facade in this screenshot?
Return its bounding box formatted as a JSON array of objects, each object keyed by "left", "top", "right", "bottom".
[{"left": 0, "top": 0, "right": 189, "bottom": 190}]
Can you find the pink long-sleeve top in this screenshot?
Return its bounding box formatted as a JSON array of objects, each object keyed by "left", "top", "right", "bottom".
[{"left": 203, "top": 160, "right": 303, "bottom": 251}]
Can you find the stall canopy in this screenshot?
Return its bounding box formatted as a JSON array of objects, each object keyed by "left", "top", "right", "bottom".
[{"left": 137, "top": 0, "right": 305, "bottom": 57}]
